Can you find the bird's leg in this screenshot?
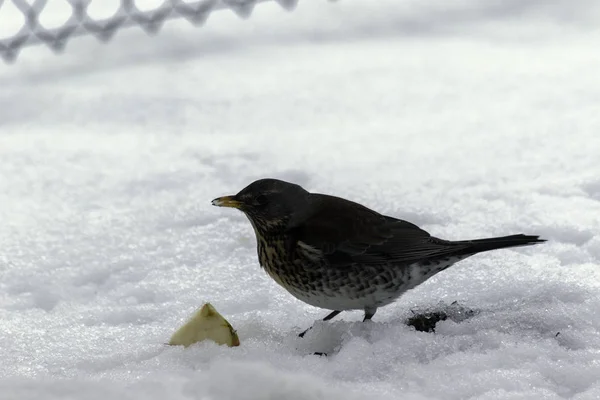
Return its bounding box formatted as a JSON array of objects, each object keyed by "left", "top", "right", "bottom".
[
  {"left": 298, "top": 310, "right": 342, "bottom": 338},
  {"left": 363, "top": 307, "right": 377, "bottom": 322},
  {"left": 322, "top": 310, "right": 342, "bottom": 321}
]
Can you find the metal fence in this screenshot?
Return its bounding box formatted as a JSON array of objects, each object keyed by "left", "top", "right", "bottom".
[{"left": 0, "top": 0, "right": 302, "bottom": 63}]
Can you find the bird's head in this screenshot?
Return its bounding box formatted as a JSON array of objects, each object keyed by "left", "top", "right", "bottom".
[{"left": 212, "top": 178, "right": 309, "bottom": 234}]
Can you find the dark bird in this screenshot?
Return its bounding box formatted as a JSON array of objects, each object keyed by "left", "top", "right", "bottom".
[{"left": 212, "top": 178, "right": 545, "bottom": 334}]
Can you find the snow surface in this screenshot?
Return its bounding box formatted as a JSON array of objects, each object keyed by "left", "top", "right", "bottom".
[{"left": 2, "top": 0, "right": 600, "bottom": 399}]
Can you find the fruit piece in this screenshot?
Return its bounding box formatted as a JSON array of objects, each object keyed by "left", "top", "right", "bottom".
[{"left": 169, "top": 303, "right": 240, "bottom": 348}]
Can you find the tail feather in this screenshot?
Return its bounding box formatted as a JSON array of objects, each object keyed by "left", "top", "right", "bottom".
[{"left": 453, "top": 234, "right": 546, "bottom": 255}]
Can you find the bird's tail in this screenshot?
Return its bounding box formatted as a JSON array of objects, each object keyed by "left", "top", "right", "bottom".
[{"left": 453, "top": 234, "right": 546, "bottom": 255}]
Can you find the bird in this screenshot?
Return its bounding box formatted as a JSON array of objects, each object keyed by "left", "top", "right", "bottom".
[{"left": 212, "top": 178, "right": 545, "bottom": 335}]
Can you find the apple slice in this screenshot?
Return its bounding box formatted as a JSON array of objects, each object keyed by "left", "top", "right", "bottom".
[{"left": 169, "top": 303, "right": 240, "bottom": 348}]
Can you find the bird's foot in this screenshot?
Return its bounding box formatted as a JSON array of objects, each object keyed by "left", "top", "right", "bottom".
[
  {"left": 299, "top": 310, "right": 342, "bottom": 338},
  {"left": 298, "top": 327, "right": 312, "bottom": 338}
]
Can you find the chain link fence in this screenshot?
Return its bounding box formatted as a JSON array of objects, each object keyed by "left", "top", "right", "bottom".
[{"left": 0, "top": 0, "right": 302, "bottom": 63}]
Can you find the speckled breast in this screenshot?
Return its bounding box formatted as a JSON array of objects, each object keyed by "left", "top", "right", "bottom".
[
  {"left": 255, "top": 236, "right": 325, "bottom": 293},
  {"left": 254, "top": 234, "right": 462, "bottom": 311}
]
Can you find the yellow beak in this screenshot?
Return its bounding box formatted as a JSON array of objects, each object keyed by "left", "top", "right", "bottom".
[{"left": 211, "top": 195, "right": 243, "bottom": 209}]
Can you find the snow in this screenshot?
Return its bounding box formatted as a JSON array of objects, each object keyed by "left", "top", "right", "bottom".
[{"left": 1, "top": 0, "right": 600, "bottom": 399}]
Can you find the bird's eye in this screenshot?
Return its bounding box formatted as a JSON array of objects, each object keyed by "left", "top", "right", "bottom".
[{"left": 255, "top": 194, "right": 268, "bottom": 206}]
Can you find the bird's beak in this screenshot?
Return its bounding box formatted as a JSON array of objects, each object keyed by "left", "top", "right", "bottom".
[{"left": 211, "top": 195, "right": 243, "bottom": 209}]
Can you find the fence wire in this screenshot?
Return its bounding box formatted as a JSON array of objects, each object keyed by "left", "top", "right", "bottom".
[{"left": 0, "top": 0, "right": 300, "bottom": 63}]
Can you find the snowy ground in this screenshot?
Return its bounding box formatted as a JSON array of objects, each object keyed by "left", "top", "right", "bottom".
[{"left": 2, "top": 0, "right": 600, "bottom": 399}]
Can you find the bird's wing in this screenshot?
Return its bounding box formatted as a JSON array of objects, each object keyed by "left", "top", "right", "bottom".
[{"left": 285, "top": 194, "right": 466, "bottom": 266}]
